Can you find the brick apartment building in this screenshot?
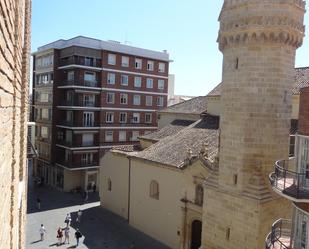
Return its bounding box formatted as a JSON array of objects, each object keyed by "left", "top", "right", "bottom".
[{"left": 32, "top": 36, "right": 170, "bottom": 191}]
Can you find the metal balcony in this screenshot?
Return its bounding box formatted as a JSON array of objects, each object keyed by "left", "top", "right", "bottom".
[
  {"left": 265, "top": 219, "right": 293, "bottom": 249},
  {"left": 58, "top": 80, "right": 99, "bottom": 88},
  {"left": 59, "top": 57, "right": 101, "bottom": 68},
  {"left": 269, "top": 158, "right": 309, "bottom": 200}
]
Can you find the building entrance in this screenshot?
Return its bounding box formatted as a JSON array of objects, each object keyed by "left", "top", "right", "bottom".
[{"left": 190, "top": 220, "right": 202, "bottom": 249}]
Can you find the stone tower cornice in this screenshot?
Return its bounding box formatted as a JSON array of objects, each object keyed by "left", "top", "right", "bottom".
[
  {"left": 222, "top": 0, "right": 306, "bottom": 10},
  {"left": 218, "top": 0, "right": 306, "bottom": 50}
]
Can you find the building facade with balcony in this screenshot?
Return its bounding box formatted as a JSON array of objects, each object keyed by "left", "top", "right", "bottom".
[
  {"left": 32, "top": 36, "right": 170, "bottom": 191},
  {"left": 267, "top": 87, "right": 309, "bottom": 249}
]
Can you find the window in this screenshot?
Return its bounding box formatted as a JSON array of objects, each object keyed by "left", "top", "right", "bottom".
[
  {"left": 107, "top": 178, "right": 112, "bottom": 191},
  {"left": 105, "top": 131, "right": 113, "bottom": 142},
  {"left": 65, "top": 150, "right": 71, "bottom": 163},
  {"left": 150, "top": 180, "right": 159, "bottom": 199},
  {"left": 85, "top": 57, "right": 93, "bottom": 67},
  {"left": 107, "top": 73, "right": 115, "bottom": 84},
  {"left": 146, "top": 78, "right": 153, "bottom": 88},
  {"left": 81, "top": 153, "right": 93, "bottom": 165},
  {"left": 83, "top": 112, "right": 94, "bottom": 127},
  {"left": 106, "top": 112, "right": 114, "bottom": 123},
  {"left": 157, "top": 96, "right": 164, "bottom": 107},
  {"left": 122, "top": 56, "right": 129, "bottom": 67},
  {"left": 146, "top": 96, "right": 153, "bottom": 106},
  {"left": 66, "top": 111, "right": 73, "bottom": 123},
  {"left": 120, "top": 93, "right": 128, "bottom": 104},
  {"left": 106, "top": 92, "right": 115, "bottom": 104},
  {"left": 195, "top": 184, "right": 204, "bottom": 206},
  {"left": 301, "top": 221, "right": 307, "bottom": 248},
  {"left": 40, "top": 93, "right": 50, "bottom": 102},
  {"left": 119, "top": 131, "right": 126, "bottom": 142},
  {"left": 131, "top": 131, "right": 139, "bottom": 141},
  {"left": 134, "top": 77, "right": 142, "bottom": 87},
  {"left": 119, "top": 112, "right": 127, "bottom": 123},
  {"left": 135, "top": 58, "right": 142, "bottom": 69},
  {"left": 132, "top": 113, "right": 140, "bottom": 123},
  {"left": 108, "top": 54, "right": 116, "bottom": 65},
  {"left": 82, "top": 134, "right": 94, "bottom": 146},
  {"left": 83, "top": 94, "right": 95, "bottom": 106},
  {"left": 147, "top": 60, "right": 154, "bottom": 71},
  {"left": 145, "top": 113, "right": 152, "bottom": 123},
  {"left": 158, "top": 62, "right": 165, "bottom": 73},
  {"left": 57, "top": 131, "right": 64, "bottom": 140},
  {"left": 84, "top": 72, "right": 96, "bottom": 82},
  {"left": 121, "top": 75, "right": 129, "bottom": 86},
  {"left": 133, "top": 95, "right": 141, "bottom": 105},
  {"left": 41, "top": 126, "right": 49, "bottom": 139},
  {"left": 158, "top": 79, "right": 165, "bottom": 90},
  {"left": 41, "top": 108, "right": 49, "bottom": 119}
]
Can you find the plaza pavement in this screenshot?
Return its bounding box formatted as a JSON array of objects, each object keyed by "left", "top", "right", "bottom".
[{"left": 26, "top": 164, "right": 170, "bottom": 249}]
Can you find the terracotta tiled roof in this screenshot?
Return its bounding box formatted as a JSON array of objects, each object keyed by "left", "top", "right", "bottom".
[
  {"left": 159, "top": 96, "right": 207, "bottom": 114},
  {"left": 293, "top": 67, "right": 309, "bottom": 94},
  {"left": 207, "top": 82, "right": 222, "bottom": 96},
  {"left": 133, "top": 115, "right": 219, "bottom": 168},
  {"left": 139, "top": 119, "right": 195, "bottom": 142},
  {"left": 207, "top": 67, "right": 309, "bottom": 97}
]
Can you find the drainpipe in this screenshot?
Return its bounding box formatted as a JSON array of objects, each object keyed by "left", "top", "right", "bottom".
[{"left": 127, "top": 156, "right": 131, "bottom": 223}]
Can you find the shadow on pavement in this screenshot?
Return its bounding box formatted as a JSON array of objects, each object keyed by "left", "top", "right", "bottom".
[
  {"left": 69, "top": 206, "right": 170, "bottom": 249},
  {"left": 27, "top": 184, "right": 99, "bottom": 214}
]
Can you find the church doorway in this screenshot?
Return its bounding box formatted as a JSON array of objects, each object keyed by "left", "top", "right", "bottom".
[{"left": 190, "top": 220, "right": 202, "bottom": 249}]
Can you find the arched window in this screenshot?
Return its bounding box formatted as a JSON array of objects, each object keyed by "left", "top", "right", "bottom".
[
  {"left": 149, "top": 180, "right": 159, "bottom": 199},
  {"left": 195, "top": 184, "right": 204, "bottom": 206},
  {"left": 107, "top": 178, "right": 112, "bottom": 191}
]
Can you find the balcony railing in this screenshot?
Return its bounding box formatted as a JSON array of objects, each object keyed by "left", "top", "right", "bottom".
[
  {"left": 265, "top": 219, "right": 293, "bottom": 249},
  {"left": 56, "top": 159, "right": 99, "bottom": 169},
  {"left": 57, "top": 140, "right": 99, "bottom": 148},
  {"left": 59, "top": 99, "right": 97, "bottom": 107},
  {"left": 58, "top": 120, "right": 100, "bottom": 128},
  {"left": 269, "top": 158, "right": 309, "bottom": 199},
  {"left": 59, "top": 57, "right": 101, "bottom": 68},
  {"left": 58, "top": 80, "right": 99, "bottom": 88}
]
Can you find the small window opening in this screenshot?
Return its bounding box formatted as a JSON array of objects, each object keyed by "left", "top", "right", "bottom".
[
  {"left": 233, "top": 174, "right": 238, "bottom": 185},
  {"left": 235, "top": 58, "right": 239, "bottom": 69},
  {"left": 226, "top": 228, "right": 231, "bottom": 240}
]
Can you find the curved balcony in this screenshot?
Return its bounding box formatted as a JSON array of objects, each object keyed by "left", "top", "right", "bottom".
[
  {"left": 269, "top": 158, "right": 309, "bottom": 201},
  {"left": 265, "top": 219, "right": 293, "bottom": 249}
]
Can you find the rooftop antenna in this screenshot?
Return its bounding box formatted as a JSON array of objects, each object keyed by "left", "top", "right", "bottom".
[{"left": 124, "top": 32, "right": 132, "bottom": 45}]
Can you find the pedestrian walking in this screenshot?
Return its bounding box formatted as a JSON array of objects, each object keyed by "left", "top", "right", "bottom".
[
  {"left": 130, "top": 241, "right": 135, "bottom": 249},
  {"left": 75, "top": 229, "right": 82, "bottom": 246},
  {"left": 64, "top": 227, "right": 70, "bottom": 244},
  {"left": 77, "top": 209, "right": 82, "bottom": 223},
  {"left": 36, "top": 197, "right": 41, "bottom": 210},
  {"left": 84, "top": 190, "right": 88, "bottom": 202},
  {"left": 39, "top": 224, "right": 46, "bottom": 241},
  {"left": 65, "top": 213, "right": 72, "bottom": 227},
  {"left": 56, "top": 227, "right": 63, "bottom": 245}
]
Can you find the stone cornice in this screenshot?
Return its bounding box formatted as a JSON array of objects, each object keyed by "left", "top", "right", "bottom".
[
  {"left": 222, "top": 0, "right": 306, "bottom": 10},
  {"left": 218, "top": 29, "right": 305, "bottom": 51}
]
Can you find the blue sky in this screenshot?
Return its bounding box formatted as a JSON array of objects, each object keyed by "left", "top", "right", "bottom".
[{"left": 32, "top": 0, "right": 309, "bottom": 96}]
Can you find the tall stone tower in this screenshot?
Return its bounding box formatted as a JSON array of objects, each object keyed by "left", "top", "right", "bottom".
[{"left": 202, "top": 1, "right": 305, "bottom": 248}]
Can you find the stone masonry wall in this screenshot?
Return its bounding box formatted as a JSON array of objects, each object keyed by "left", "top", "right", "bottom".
[{"left": 0, "top": 0, "right": 31, "bottom": 248}]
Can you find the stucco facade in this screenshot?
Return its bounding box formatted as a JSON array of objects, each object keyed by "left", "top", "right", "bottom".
[{"left": 100, "top": 150, "right": 210, "bottom": 249}]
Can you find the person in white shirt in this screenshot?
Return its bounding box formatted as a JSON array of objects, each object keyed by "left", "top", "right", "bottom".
[
  {"left": 39, "top": 224, "right": 46, "bottom": 241},
  {"left": 77, "top": 209, "right": 82, "bottom": 223}
]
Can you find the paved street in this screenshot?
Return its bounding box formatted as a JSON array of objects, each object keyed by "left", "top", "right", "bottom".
[{"left": 26, "top": 163, "right": 170, "bottom": 249}]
